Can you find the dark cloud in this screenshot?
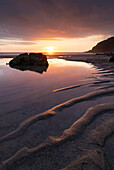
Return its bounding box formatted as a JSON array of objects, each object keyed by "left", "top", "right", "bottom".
[
  {"left": 7, "top": 41, "right": 37, "bottom": 45},
  {"left": 0, "top": 0, "right": 114, "bottom": 40}
]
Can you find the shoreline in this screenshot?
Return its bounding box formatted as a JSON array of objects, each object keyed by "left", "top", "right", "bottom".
[
  {"left": 0, "top": 55, "right": 114, "bottom": 169},
  {"left": 57, "top": 54, "right": 110, "bottom": 64},
  {"left": 0, "top": 53, "right": 111, "bottom": 62}
]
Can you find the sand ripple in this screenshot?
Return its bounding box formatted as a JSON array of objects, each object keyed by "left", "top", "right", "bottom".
[
  {"left": 1, "top": 102, "right": 114, "bottom": 168},
  {"left": 61, "top": 149, "right": 111, "bottom": 170},
  {"left": 89, "top": 117, "right": 114, "bottom": 146},
  {"left": 0, "top": 88, "right": 114, "bottom": 145}
]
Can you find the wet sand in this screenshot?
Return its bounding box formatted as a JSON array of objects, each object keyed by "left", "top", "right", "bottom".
[{"left": 0, "top": 55, "right": 114, "bottom": 170}]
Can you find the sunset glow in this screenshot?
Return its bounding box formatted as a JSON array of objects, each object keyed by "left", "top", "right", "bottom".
[
  {"left": 0, "top": 0, "right": 114, "bottom": 169},
  {"left": 45, "top": 46, "right": 55, "bottom": 55},
  {"left": 0, "top": 0, "right": 113, "bottom": 52}
]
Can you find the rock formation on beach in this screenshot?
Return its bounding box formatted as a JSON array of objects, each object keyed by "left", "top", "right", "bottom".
[
  {"left": 87, "top": 37, "right": 114, "bottom": 53},
  {"left": 9, "top": 53, "right": 49, "bottom": 67}
]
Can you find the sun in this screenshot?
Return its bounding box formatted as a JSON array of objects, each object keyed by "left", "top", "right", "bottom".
[{"left": 46, "top": 46, "right": 54, "bottom": 55}]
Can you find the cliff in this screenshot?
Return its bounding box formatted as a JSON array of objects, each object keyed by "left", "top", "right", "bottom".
[{"left": 87, "top": 37, "right": 114, "bottom": 53}]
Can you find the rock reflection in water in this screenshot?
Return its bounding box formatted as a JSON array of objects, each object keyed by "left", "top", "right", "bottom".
[{"left": 9, "top": 65, "right": 48, "bottom": 74}]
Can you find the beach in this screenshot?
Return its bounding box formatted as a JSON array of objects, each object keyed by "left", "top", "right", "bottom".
[{"left": 0, "top": 54, "right": 114, "bottom": 170}]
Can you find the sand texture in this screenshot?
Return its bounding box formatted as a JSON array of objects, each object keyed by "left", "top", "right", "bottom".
[{"left": 0, "top": 55, "right": 114, "bottom": 170}]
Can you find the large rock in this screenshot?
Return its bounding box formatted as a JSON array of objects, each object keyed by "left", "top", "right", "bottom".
[
  {"left": 87, "top": 37, "right": 114, "bottom": 53},
  {"left": 9, "top": 53, "right": 49, "bottom": 67}
]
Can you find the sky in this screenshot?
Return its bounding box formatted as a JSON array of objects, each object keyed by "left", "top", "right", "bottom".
[{"left": 0, "top": 0, "right": 114, "bottom": 52}]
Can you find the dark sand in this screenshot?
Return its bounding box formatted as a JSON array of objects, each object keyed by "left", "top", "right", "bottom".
[{"left": 0, "top": 54, "right": 114, "bottom": 170}]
